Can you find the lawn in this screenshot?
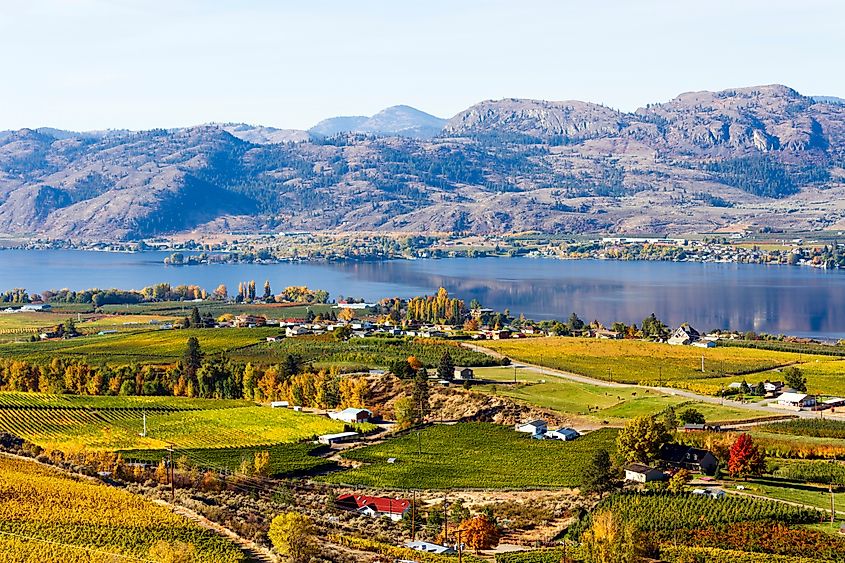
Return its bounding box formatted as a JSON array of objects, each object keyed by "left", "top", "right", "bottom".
[
  {"left": 322, "top": 423, "right": 618, "bottom": 489},
  {"left": 728, "top": 476, "right": 845, "bottom": 515},
  {"left": 482, "top": 337, "right": 815, "bottom": 388},
  {"left": 0, "top": 456, "right": 244, "bottom": 562},
  {"left": 472, "top": 366, "right": 769, "bottom": 424}
]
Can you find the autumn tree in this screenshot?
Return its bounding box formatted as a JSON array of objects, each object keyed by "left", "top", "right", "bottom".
[
  {"left": 728, "top": 433, "right": 765, "bottom": 478},
  {"left": 581, "top": 510, "right": 643, "bottom": 563},
  {"left": 463, "top": 318, "right": 479, "bottom": 332},
  {"left": 268, "top": 512, "right": 316, "bottom": 562},
  {"left": 667, "top": 469, "right": 692, "bottom": 494},
  {"left": 459, "top": 514, "right": 500, "bottom": 554},
  {"left": 263, "top": 280, "right": 272, "bottom": 301},
  {"left": 616, "top": 415, "right": 671, "bottom": 464},
  {"left": 213, "top": 284, "right": 227, "bottom": 300},
  {"left": 394, "top": 397, "right": 417, "bottom": 429},
  {"left": 580, "top": 448, "right": 619, "bottom": 498},
  {"left": 407, "top": 356, "right": 423, "bottom": 371},
  {"left": 338, "top": 307, "right": 355, "bottom": 322}
]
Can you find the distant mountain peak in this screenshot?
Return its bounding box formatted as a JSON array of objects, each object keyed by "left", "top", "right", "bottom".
[{"left": 309, "top": 105, "right": 446, "bottom": 139}]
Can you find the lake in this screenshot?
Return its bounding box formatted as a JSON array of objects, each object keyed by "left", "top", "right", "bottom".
[{"left": 1, "top": 250, "right": 843, "bottom": 340}]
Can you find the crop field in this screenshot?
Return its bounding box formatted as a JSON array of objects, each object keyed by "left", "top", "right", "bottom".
[
  {"left": 0, "top": 456, "right": 244, "bottom": 562},
  {"left": 672, "top": 359, "right": 845, "bottom": 396},
  {"left": 681, "top": 429, "right": 845, "bottom": 460},
  {"left": 482, "top": 337, "right": 815, "bottom": 388},
  {"left": 0, "top": 327, "right": 281, "bottom": 364},
  {"left": 123, "top": 442, "right": 334, "bottom": 477},
  {"left": 0, "top": 392, "right": 250, "bottom": 410},
  {"left": 236, "top": 335, "right": 500, "bottom": 368},
  {"left": 77, "top": 314, "right": 173, "bottom": 332},
  {"left": 473, "top": 367, "right": 770, "bottom": 424},
  {"left": 765, "top": 419, "right": 845, "bottom": 440},
  {"left": 0, "top": 403, "right": 360, "bottom": 451},
  {"left": 322, "top": 423, "right": 618, "bottom": 489},
  {"left": 98, "top": 301, "right": 338, "bottom": 319}
]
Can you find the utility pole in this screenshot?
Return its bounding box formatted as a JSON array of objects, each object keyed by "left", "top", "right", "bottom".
[
  {"left": 417, "top": 431, "right": 422, "bottom": 455},
  {"left": 167, "top": 443, "right": 174, "bottom": 502},
  {"left": 455, "top": 529, "right": 464, "bottom": 563},
  {"left": 411, "top": 490, "right": 416, "bottom": 540},
  {"left": 701, "top": 355, "right": 705, "bottom": 373},
  {"left": 831, "top": 482, "right": 836, "bottom": 525},
  {"left": 443, "top": 494, "right": 448, "bottom": 541}
]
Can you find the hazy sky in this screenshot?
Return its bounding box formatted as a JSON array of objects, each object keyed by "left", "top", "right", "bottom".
[{"left": 1, "top": 0, "right": 842, "bottom": 131}]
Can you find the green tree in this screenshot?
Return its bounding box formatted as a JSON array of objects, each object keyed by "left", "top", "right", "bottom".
[
  {"left": 580, "top": 448, "right": 619, "bottom": 498},
  {"left": 182, "top": 337, "right": 203, "bottom": 380},
  {"left": 263, "top": 280, "right": 272, "bottom": 300},
  {"left": 394, "top": 397, "right": 417, "bottom": 429},
  {"left": 667, "top": 468, "right": 692, "bottom": 494},
  {"left": 567, "top": 312, "right": 585, "bottom": 331},
  {"left": 437, "top": 351, "right": 455, "bottom": 381},
  {"left": 189, "top": 307, "right": 202, "bottom": 328},
  {"left": 678, "top": 408, "right": 705, "bottom": 425},
  {"left": 268, "top": 512, "right": 316, "bottom": 562},
  {"left": 333, "top": 324, "right": 353, "bottom": 341},
  {"left": 616, "top": 415, "right": 671, "bottom": 464},
  {"left": 783, "top": 366, "right": 807, "bottom": 392},
  {"left": 641, "top": 313, "right": 667, "bottom": 339},
  {"left": 412, "top": 369, "right": 430, "bottom": 420}
]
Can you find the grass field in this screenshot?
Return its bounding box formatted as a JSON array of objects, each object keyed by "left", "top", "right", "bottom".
[
  {"left": 123, "top": 442, "right": 334, "bottom": 477},
  {"left": 0, "top": 456, "right": 244, "bottom": 562},
  {"left": 472, "top": 366, "right": 770, "bottom": 424},
  {"left": 0, "top": 402, "right": 364, "bottom": 451},
  {"left": 322, "top": 423, "right": 618, "bottom": 489},
  {"left": 481, "top": 337, "right": 833, "bottom": 393}
]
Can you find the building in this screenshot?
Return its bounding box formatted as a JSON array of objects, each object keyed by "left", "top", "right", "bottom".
[
  {"left": 233, "top": 314, "right": 267, "bottom": 328},
  {"left": 777, "top": 392, "right": 817, "bottom": 409},
  {"left": 329, "top": 408, "right": 372, "bottom": 424},
  {"left": 270, "top": 401, "right": 289, "bottom": 408},
  {"left": 285, "top": 326, "right": 311, "bottom": 337},
  {"left": 683, "top": 423, "right": 722, "bottom": 433},
  {"left": 21, "top": 304, "right": 51, "bottom": 311},
  {"left": 691, "top": 340, "right": 715, "bottom": 348},
  {"left": 692, "top": 488, "right": 726, "bottom": 499},
  {"left": 545, "top": 427, "right": 580, "bottom": 441},
  {"left": 405, "top": 541, "right": 455, "bottom": 555},
  {"left": 594, "top": 329, "right": 623, "bottom": 340},
  {"left": 515, "top": 420, "right": 547, "bottom": 435},
  {"left": 454, "top": 367, "right": 474, "bottom": 380},
  {"left": 659, "top": 444, "right": 719, "bottom": 475},
  {"left": 335, "top": 494, "right": 410, "bottom": 521},
  {"left": 623, "top": 463, "right": 666, "bottom": 483},
  {"left": 668, "top": 324, "right": 701, "bottom": 346},
  {"left": 317, "top": 431, "right": 359, "bottom": 445}
]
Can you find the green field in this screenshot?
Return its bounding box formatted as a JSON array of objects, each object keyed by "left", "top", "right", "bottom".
[
  {"left": 482, "top": 337, "right": 814, "bottom": 388},
  {"left": 123, "top": 442, "right": 334, "bottom": 477},
  {"left": 322, "top": 423, "right": 618, "bottom": 489},
  {"left": 473, "top": 366, "right": 769, "bottom": 424}
]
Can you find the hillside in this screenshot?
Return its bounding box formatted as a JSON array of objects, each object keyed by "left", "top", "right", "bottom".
[{"left": 1, "top": 84, "right": 845, "bottom": 241}]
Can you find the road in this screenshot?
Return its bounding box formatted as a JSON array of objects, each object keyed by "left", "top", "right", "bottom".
[{"left": 462, "top": 342, "right": 838, "bottom": 421}]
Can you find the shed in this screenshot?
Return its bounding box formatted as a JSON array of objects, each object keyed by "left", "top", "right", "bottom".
[
  {"left": 546, "top": 427, "right": 580, "bottom": 441},
  {"left": 318, "top": 431, "right": 359, "bottom": 445},
  {"left": 405, "top": 541, "right": 455, "bottom": 555},
  {"left": 329, "top": 407, "right": 373, "bottom": 424},
  {"left": 516, "top": 420, "right": 547, "bottom": 435},
  {"left": 623, "top": 463, "right": 666, "bottom": 483},
  {"left": 777, "top": 392, "right": 816, "bottom": 408},
  {"left": 454, "top": 367, "right": 474, "bottom": 380}
]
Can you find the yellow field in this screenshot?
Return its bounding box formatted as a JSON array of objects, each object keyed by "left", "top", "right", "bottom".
[
  {"left": 0, "top": 456, "right": 244, "bottom": 562},
  {"left": 482, "top": 337, "right": 812, "bottom": 389}
]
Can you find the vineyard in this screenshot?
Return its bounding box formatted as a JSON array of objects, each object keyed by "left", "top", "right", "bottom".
[
  {"left": 595, "top": 491, "right": 821, "bottom": 532},
  {"left": 0, "top": 456, "right": 245, "bottom": 562},
  {"left": 322, "top": 423, "right": 618, "bottom": 489},
  {"left": 771, "top": 460, "right": 845, "bottom": 485},
  {"left": 0, "top": 402, "right": 362, "bottom": 451},
  {"left": 765, "top": 419, "right": 845, "bottom": 439},
  {"left": 0, "top": 391, "right": 249, "bottom": 410},
  {"left": 481, "top": 337, "right": 816, "bottom": 388},
  {"left": 234, "top": 335, "right": 500, "bottom": 368}
]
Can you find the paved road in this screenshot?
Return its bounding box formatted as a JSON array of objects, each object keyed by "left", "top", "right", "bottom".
[{"left": 463, "top": 342, "right": 840, "bottom": 421}]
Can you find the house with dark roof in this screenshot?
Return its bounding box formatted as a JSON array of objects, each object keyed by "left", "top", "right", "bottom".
[
  {"left": 335, "top": 494, "right": 411, "bottom": 521},
  {"left": 623, "top": 463, "right": 666, "bottom": 483},
  {"left": 668, "top": 324, "right": 701, "bottom": 346},
  {"left": 659, "top": 444, "right": 718, "bottom": 475}
]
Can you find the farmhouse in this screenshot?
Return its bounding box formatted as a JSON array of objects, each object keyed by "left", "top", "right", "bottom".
[
  {"left": 233, "top": 314, "right": 266, "bottom": 328},
  {"left": 405, "top": 541, "right": 455, "bottom": 555},
  {"left": 545, "top": 427, "right": 580, "bottom": 441},
  {"left": 515, "top": 420, "right": 547, "bottom": 435},
  {"left": 285, "top": 326, "right": 311, "bottom": 337},
  {"left": 668, "top": 324, "right": 701, "bottom": 346},
  {"left": 454, "top": 367, "right": 474, "bottom": 380},
  {"left": 659, "top": 444, "right": 719, "bottom": 476},
  {"left": 335, "top": 494, "right": 410, "bottom": 521},
  {"left": 329, "top": 408, "right": 372, "bottom": 424},
  {"left": 623, "top": 463, "right": 666, "bottom": 483},
  {"left": 594, "top": 328, "right": 622, "bottom": 340},
  {"left": 317, "top": 431, "right": 359, "bottom": 445},
  {"left": 777, "top": 392, "right": 817, "bottom": 409}
]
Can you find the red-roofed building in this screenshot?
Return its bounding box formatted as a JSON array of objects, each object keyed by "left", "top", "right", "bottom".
[{"left": 335, "top": 493, "right": 411, "bottom": 521}]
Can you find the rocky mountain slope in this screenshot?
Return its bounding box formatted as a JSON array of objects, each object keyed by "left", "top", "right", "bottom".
[
  {"left": 309, "top": 105, "right": 446, "bottom": 138},
  {"left": 1, "top": 85, "right": 844, "bottom": 241}
]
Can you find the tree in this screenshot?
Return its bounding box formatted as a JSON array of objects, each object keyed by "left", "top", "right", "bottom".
[
  {"left": 678, "top": 408, "right": 705, "bottom": 425},
  {"left": 147, "top": 540, "right": 197, "bottom": 563},
  {"left": 394, "top": 397, "right": 417, "bottom": 429},
  {"left": 460, "top": 514, "right": 500, "bottom": 554},
  {"left": 579, "top": 448, "right": 619, "bottom": 498},
  {"left": 783, "top": 366, "right": 807, "bottom": 392},
  {"left": 667, "top": 469, "right": 692, "bottom": 494},
  {"left": 407, "top": 356, "right": 423, "bottom": 371},
  {"left": 190, "top": 307, "right": 202, "bottom": 328},
  {"left": 338, "top": 307, "right": 355, "bottom": 322},
  {"left": 268, "top": 512, "right": 316, "bottom": 562},
  {"left": 739, "top": 380, "right": 751, "bottom": 395},
  {"left": 182, "top": 337, "right": 202, "bottom": 380},
  {"left": 263, "top": 280, "right": 272, "bottom": 301},
  {"left": 581, "top": 510, "right": 643, "bottom": 563},
  {"left": 661, "top": 406, "right": 677, "bottom": 431},
  {"left": 567, "top": 312, "right": 585, "bottom": 331},
  {"left": 213, "top": 284, "right": 228, "bottom": 300},
  {"left": 641, "top": 313, "right": 668, "bottom": 339},
  {"left": 333, "top": 324, "right": 353, "bottom": 341},
  {"left": 437, "top": 351, "right": 455, "bottom": 381},
  {"left": 728, "top": 433, "right": 765, "bottom": 478},
  {"left": 754, "top": 381, "right": 766, "bottom": 396},
  {"left": 390, "top": 359, "right": 415, "bottom": 379},
  {"left": 412, "top": 369, "right": 430, "bottom": 420},
  {"left": 616, "top": 415, "right": 671, "bottom": 464}
]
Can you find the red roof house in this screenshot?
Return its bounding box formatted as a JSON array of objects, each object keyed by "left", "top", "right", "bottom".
[{"left": 335, "top": 493, "right": 411, "bottom": 521}]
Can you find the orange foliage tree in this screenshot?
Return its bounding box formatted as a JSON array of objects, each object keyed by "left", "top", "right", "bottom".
[
  {"left": 728, "top": 433, "right": 765, "bottom": 478},
  {"left": 459, "top": 514, "right": 500, "bottom": 554}
]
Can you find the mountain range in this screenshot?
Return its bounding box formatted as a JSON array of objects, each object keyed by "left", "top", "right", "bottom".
[{"left": 1, "top": 84, "right": 844, "bottom": 241}]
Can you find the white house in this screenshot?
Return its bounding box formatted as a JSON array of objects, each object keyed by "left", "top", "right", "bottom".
[
  {"left": 405, "top": 541, "right": 455, "bottom": 555},
  {"left": 454, "top": 367, "right": 474, "bottom": 380},
  {"left": 546, "top": 427, "right": 580, "bottom": 441},
  {"left": 777, "top": 392, "right": 816, "bottom": 409},
  {"left": 285, "top": 326, "right": 311, "bottom": 337},
  {"left": 623, "top": 463, "right": 665, "bottom": 483},
  {"left": 668, "top": 324, "right": 701, "bottom": 346},
  {"left": 516, "top": 420, "right": 547, "bottom": 435},
  {"left": 329, "top": 408, "right": 373, "bottom": 424}
]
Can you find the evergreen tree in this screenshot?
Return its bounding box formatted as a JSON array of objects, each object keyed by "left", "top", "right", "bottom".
[
  {"left": 412, "top": 368, "right": 430, "bottom": 420},
  {"left": 263, "top": 280, "right": 272, "bottom": 301},
  {"left": 437, "top": 351, "right": 455, "bottom": 381},
  {"left": 182, "top": 337, "right": 203, "bottom": 380},
  {"left": 190, "top": 307, "right": 202, "bottom": 328},
  {"left": 579, "top": 448, "right": 619, "bottom": 498}
]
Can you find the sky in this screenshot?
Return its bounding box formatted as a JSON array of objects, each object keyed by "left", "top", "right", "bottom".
[{"left": 0, "top": 0, "right": 842, "bottom": 131}]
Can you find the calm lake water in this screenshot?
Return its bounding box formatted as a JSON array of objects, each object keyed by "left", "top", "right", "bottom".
[{"left": 1, "top": 250, "right": 843, "bottom": 340}]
